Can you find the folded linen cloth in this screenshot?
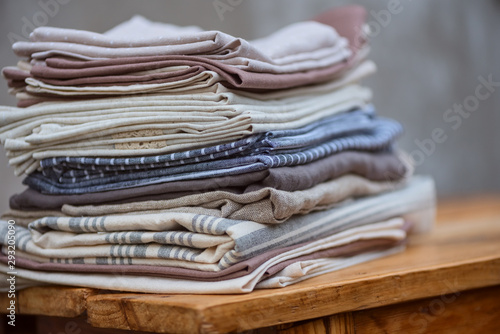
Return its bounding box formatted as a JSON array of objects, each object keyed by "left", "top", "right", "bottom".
[
  {"left": 40, "top": 106, "right": 376, "bottom": 176},
  {"left": 6, "top": 174, "right": 404, "bottom": 227},
  {"left": 0, "top": 219, "right": 407, "bottom": 283},
  {"left": 0, "top": 237, "right": 402, "bottom": 282},
  {"left": 2, "top": 83, "right": 374, "bottom": 174},
  {"left": 10, "top": 47, "right": 367, "bottom": 106},
  {"left": 3, "top": 86, "right": 374, "bottom": 172},
  {"left": 255, "top": 246, "right": 404, "bottom": 289},
  {"left": 16, "top": 23, "right": 350, "bottom": 74},
  {"left": 5, "top": 63, "right": 209, "bottom": 87},
  {"left": 4, "top": 5, "right": 368, "bottom": 106},
  {"left": 21, "top": 70, "right": 224, "bottom": 96},
  {"left": 0, "top": 220, "right": 407, "bottom": 294},
  {"left": 0, "top": 61, "right": 374, "bottom": 134},
  {"left": 4, "top": 176, "right": 434, "bottom": 272},
  {"left": 14, "top": 9, "right": 352, "bottom": 71},
  {"left": 23, "top": 119, "right": 401, "bottom": 195},
  {"left": 35, "top": 112, "right": 399, "bottom": 180},
  {"left": 0, "top": 246, "right": 405, "bottom": 293},
  {"left": 60, "top": 174, "right": 406, "bottom": 224},
  {"left": 10, "top": 150, "right": 409, "bottom": 211}
]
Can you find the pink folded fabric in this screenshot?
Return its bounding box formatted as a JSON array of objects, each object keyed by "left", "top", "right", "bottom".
[{"left": 4, "top": 5, "right": 368, "bottom": 107}]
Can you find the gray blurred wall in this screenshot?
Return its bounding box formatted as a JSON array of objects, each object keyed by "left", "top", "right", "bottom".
[{"left": 1, "top": 0, "right": 499, "bottom": 214}]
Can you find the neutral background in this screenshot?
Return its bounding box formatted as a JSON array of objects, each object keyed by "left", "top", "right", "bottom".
[{"left": 1, "top": 0, "right": 499, "bottom": 214}]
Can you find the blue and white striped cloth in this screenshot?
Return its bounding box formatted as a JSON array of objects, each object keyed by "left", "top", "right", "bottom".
[
  {"left": 40, "top": 107, "right": 376, "bottom": 177},
  {"left": 24, "top": 118, "right": 402, "bottom": 195}
]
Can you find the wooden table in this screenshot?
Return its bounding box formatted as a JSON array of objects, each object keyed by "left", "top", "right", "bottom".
[{"left": 2, "top": 196, "right": 500, "bottom": 334}]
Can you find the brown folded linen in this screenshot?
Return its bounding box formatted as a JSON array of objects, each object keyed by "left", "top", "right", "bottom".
[
  {"left": 0, "top": 238, "right": 400, "bottom": 281},
  {"left": 10, "top": 151, "right": 407, "bottom": 211},
  {"left": 247, "top": 150, "right": 407, "bottom": 192},
  {"left": 28, "top": 65, "right": 206, "bottom": 87},
  {"left": 8, "top": 5, "right": 367, "bottom": 106},
  {"left": 10, "top": 173, "right": 265, "bottom": 211},
  {"left": 2, "top": 67, "right": 30, "bottom": 80},
  {"left": 6, "top": 79, "right": 26, "bottom": 88}
]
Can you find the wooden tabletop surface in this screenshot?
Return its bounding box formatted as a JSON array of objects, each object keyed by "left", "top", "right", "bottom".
[{"left": 2, "top": 195, "right": 500, "bottom": 333}]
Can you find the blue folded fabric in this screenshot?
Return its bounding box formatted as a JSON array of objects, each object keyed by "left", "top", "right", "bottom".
[
  {"left": 24, "top": 117, "right": 402, "bottom": 195},
  {"left": 40, "top": 106, "right": 377, "bottom": 179}
]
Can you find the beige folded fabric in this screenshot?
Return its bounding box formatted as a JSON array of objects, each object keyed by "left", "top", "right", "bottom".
[
  {"left": 0, "top": 60, "right": 374, "bottom": 130},
  {"left": 23, "top": 70, "right": 222, "bottom": 96},
  {"left": 15, "top": 16, "right": 351, "bottom": 74},
  {"left": 3, "top": 216, "right": 407, "bottom": 271},
  {"left": 0, "top": 219, "right": 406, "bottom": 294},
  {"left": 10, "top": 84, "right": 369, "bottom": 146},
  {"left": 1, "top": 209, "right": 64, "bottom": 227},
  {"left": 3, "top": 176, "right": 435, "bottom": 271},
  {"left": 61, "top": 174, "right": 404, "bottom": 224},
  {"left": 0, "top": 66, "right": 373, "bottom": 174},
  {"left": 255, "top": 245, "right": 404, "bottom": 289}
]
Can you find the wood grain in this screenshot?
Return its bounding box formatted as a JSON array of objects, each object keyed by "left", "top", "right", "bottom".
[
  {"left": 35, "top": 315, "right": 153, "bottom": 334},
  {"left": 18, "top": 286, "right": 98, "bottom": 317},
  {"left": 352, "top": 285, "right": 500, "bottom": 333}
]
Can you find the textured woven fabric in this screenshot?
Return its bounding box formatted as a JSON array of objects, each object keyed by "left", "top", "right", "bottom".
[
  {"left": 24, "top": 118, "right": 401, "bottom": 194},
  {"left": 1, "top": 80, "right": 373, "bottom": 175},
  {"left": 10, "top": 150, "right": 409, "bottom": 211},
  {"left": 0, "top": 237, "right": 401, "bottom": 281},
  {"left": 40, "top": 106, "right": 376, "bottom": 176},
  {"left": 60, "top": 175, "right": 405, "bottom": 224},
  {"left": 5, "top": 6, "right": 368, "bottom": 106},
  {"left": 14, "top": 18, "right": 350, "bottom": 73},
  {"left": 0, "top": 229, "right": 405, "bottom": 294},
  {"left": 4, "top": 176, "right": 435, "bottom": 272}
]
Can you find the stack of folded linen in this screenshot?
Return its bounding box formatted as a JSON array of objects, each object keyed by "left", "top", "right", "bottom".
[{"left": 0, "top": 6, "right": 435, "bottom": 294}]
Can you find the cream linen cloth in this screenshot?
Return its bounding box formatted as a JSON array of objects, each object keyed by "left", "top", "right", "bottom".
[
  {"left": 23, "top": 70, "right": 222, "bottom": 96},
  {"left": 0, "top": 61, "right": 374, "bottom": 131},
  {"left": 0, "top": 218, "right": 406, "bottom": 294},
  {"left": 255, "top": 245, "right": 405, "bottom": 289},
  {"left": 0, "top": 62, "right": 375, "bottom": 175}
]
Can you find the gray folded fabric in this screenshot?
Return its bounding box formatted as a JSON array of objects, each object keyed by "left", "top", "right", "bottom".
[
  {"left": 24, "top": 118, "right": 401, "bottom": 195},
  {"left": 10, "top": 150, "right": 409, "bottom": 211},
  {"left": 40, "top": 107, "right": 376, "bottom": 177}
]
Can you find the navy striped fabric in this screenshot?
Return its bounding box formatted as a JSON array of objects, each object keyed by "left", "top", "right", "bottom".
[
  {"left": 24, "top": 118, "right": 402, "bottom": 195},
  {"left": 40, "top": 106, "right": 376, "bottom": 176}
]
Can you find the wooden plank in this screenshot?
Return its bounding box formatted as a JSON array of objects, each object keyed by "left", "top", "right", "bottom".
[
  {"left": 35, "top": 315, "right": 154, "bottom": 334},
  {"left": 253, "top": 313, "right": 355, "bottom": 334},
  {"left": 352, "top": 285, "right": 500, "bottom": 333},
  {"left": 269, "top": 317, "right": 330, "bottom": 334},
  {"left": 86, "top": 294, "right": 204, "bottom": 334},
  {"left": 17, "top": 286, "right": 98, "bottom": 317},
  {"left": 329, "top": 313, "right": 355, "bottom": 334},
  {"left": 84, "top": 204, "right": 500, "bottom": 333}
]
